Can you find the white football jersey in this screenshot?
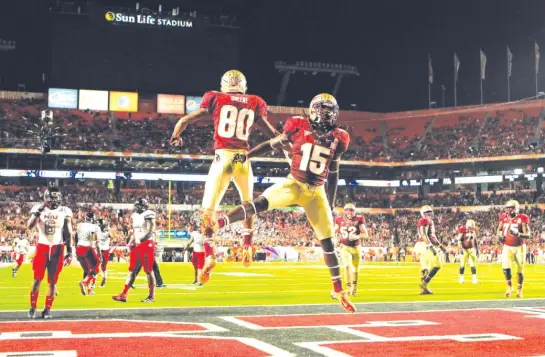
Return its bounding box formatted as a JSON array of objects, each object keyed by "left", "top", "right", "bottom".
[
  {"left": 191, "top": 231, "right": 204, "bottom": 253},
  {"left": 76, "top": 222, "right": 99, "bottom": 247},
  {"left": 98, "top": 230, "right": 110, "bottom": 250},
  {"left": 132, "top": 210, "right": 156, "bottom": 244},
  {"left": 13, "top": 237, "right": 30, "bottom": 254},
  {"left": 30, "top": 205, "right": 73, "bottom": 245}
]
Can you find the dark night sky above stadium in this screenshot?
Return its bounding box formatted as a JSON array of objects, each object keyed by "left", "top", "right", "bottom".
[{"left": 3, "top": 0, "right": 545, "bottom": 112}]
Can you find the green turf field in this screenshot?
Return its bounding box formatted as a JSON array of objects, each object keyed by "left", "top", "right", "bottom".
[{"left": 1, "top": 262, "right": 544, "bottom": 310}]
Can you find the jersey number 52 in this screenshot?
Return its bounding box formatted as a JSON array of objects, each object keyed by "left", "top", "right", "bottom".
[{"left": 218, "top": 105, "right": 255, "bottom": 141}]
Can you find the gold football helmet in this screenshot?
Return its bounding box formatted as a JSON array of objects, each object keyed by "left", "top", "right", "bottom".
[
  {"left": 220, "top": 70, "right": 247, "bottom": 94},
  {"left": 309, "top": 93, "right": 339, "bottom": 129},
  {"left": 420, "top": 205, "right": 433, "bottom": 218},
  {"left": 506, "top": 199, "right": 520, "bottom": 218},
  {"left": 465, "top": 219, "right": 476, "bottom": 231},
  {"left": 344, "top": 203, "right": 356, "bottom": 219}
]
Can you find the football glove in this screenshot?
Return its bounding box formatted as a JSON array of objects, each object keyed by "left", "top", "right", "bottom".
[
  {"left": 169, "top": 136, "right": 183, "bottom": 147},
  {"left": 33, "top": 202, "right": 48, "bottom": 217},
  {"left": 63, "top": 254, "right": 72, "bottom": 267}
]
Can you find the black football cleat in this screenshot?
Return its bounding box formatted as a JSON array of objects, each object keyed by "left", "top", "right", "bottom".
[
  {"left": 28, "top": 307, "right": 36, "bottom": 319},
  {"left": 42, "top": 309, "right": 52, "bottom": 319},
  {"left": 100, "top": 279, "right": 106, "bottom": 287},
  {"left": 157, "top": 284, "right": 167, "bottom": 289}
]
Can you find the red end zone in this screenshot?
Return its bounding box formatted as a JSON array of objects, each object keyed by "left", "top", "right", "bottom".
[
  {"left": 0, "top": 320, "right": 291, "bottom": 357},
  {"left": 231, "top": 309, "right": 545, "bottom": 357}
]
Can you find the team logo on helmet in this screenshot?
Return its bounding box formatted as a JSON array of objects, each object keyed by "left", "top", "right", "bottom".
[
  {"left": 308, "top": 93, "right": 339, "bottom": 130},
  {"left": 220, "top": 70, "right": 247, "bottom": 94}
]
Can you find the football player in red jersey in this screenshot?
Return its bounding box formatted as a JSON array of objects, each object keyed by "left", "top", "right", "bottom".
[
  {"left": 27, "top": 187, "right": 73, "bottom": 319},
  {"left": 414, "top": 205, "right": 444, "bottom": 295},
  {"left": 202, "top": 93, "right": 355, "bottom": 312},
  {"left": 496, "top": 200, "right": 531, "bottom": 298},
  {"left": 170, "top": 70, "right": 278, "bottom": 275},
  {"left": 457, "top": 219, "right": 479, "bottom": 284},
  {"left": 334, "top": 203, "right": 368, "bottom": 296}
]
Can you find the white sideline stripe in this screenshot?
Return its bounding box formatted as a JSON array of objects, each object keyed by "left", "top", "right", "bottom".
[
  {"left": 328, "top": 326, "right": 387, "bottom": 340},
  {"left": 0, "top": 331, "right": 73, "bottom": 340},
  {"left": 1, "top": 299, "right": 545, "bottom": 313},
  {"left": 0, "top": 319, "right": 228, "bottom": 334},
  {"left": 0, "top": 351, "right": 77, "bottom": 357}
]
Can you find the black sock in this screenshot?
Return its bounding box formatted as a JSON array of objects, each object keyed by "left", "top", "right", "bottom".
[
  {"left": 424, "top": 267, "right": 440, "bottom": 283},
  {"left": 470, "top": 267, "right": 476, "bottom": 275},
  {"left": 503, "top": 268, "right": 512, "bottom": 281},
  {"left": 459, "top": 267, "right": 465, "bottom": 275},
  {"left": 517, "top": 272, "right": 524, "bottom": 285},
  {"left": 320, "top": 238, "right": 342, "bottom": 293}
]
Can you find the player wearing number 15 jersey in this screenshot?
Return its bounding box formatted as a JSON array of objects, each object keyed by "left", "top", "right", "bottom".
[
  {"left": 170, "top": 70, "right": 278, "bottom": 275},
  {"left": 204, "top": 93, "right": 355, "bottom": 313},
  {"left": 334, "top": 203, "right": 368, "bottom": 296}
]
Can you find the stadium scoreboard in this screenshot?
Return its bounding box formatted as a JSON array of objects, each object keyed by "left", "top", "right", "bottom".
[{"left": 49, "top": 5, "right": 239, "bottom": 95}]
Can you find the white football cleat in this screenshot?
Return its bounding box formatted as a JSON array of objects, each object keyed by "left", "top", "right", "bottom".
[
  {"left": 472, "top": 276, "right": 478, "bottom": 284},
  {"left": 459, "top": 276, "right": 464, "bottom": 284}
]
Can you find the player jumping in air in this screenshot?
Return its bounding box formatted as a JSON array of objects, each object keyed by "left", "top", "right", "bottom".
[
  {"left": 27, "top": 187, "right": 73, "bottom": 319},
  {"left": 75, "top": 212, "right": 100, "bottom": 296},
  {"left": 201, "top": 93, "right": 356, "bottom": 313},
  {"left": 12, "top": 233, "right": 30, "bottom": 278},
  {"left": 414, "top": 205, "right": 445, "bottom": 295},
  {"left": 497, "top": 200, "right": 531, "bottom": 298},
  {"left": 170, "top": 70, "right": 279, "bottom": 275},
  {"left": 457, "top": 219, "right": 479, "bottom": 284},
  {"left": 113, "top": 199, "right": 157, "bottom": 303},
  {"left": 334, "top": 203, "right": 368, "bottom": 296}
]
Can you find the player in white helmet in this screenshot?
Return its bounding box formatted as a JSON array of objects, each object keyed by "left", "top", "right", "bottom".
[
  {"left": 75, "top": 212, "right": 100, "bottom": 295},
  {"left": 12, "top": 233, "right": 30, "bottom": 278}
]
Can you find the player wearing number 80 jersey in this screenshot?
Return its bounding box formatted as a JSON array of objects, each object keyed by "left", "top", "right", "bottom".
[
  {"left": 170, "top": 70, "right": 278, "bottom": 276},
  {"left": 205, "top": 93, "right": 356, "bottom": 313}
]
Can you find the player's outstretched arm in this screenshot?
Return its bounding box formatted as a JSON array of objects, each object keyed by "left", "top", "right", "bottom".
[
  {"left": 326, "top": 155, "right": 341, "bottom": 207},
  {"left": 170, "top": 108, "right": 208, "bottom": 145},
  {"left": 260, "top": 112, "right": 281, "bottom": 138},
  {"left": 247, "top": 133, "right": 290, "bottom": 159}
]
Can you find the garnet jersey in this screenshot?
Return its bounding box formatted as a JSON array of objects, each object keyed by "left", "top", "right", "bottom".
[
  {"left": 200, "top": 91, "right": 268, "bottom": 151},
  {"left": 500, "top": 213, "right": 530, "bottom": 247},
  {"left": 132, "top": 210, "right": 156, "bottom": 244},
  {"left": 335, "top": 216, "right": 365, "bottom": 247},
  {"left": 76, "top": 222, "right": 100, "bottom": 247},
  {"left": 457, "top": 226, "right": 476, "bottom": 249},
  {"left": 30, "top": 205, "right": 73, "bottom": 245},
  {"left": 13, "top": 237, "right": 30, "bottom": 254},
  {"left": 283, "top": 116, "right": 350, "bottom": 186},
  {"left": 417, "top": 217, "right": 438, "bottom": 244}
]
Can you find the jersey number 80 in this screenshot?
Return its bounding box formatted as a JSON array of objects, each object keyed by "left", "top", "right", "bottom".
[{"left": 218, "top": 105, "right": 255, "bottom": 141}]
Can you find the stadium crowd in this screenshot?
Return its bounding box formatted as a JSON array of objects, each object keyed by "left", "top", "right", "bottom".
[{"left": 1, "top": 100, "right": 544, "bottom": 162}]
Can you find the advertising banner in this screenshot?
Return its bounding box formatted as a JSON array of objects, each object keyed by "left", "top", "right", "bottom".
[
  {"left": 109, "top": 91, "right": 138, "bottom": 112},
  {"left": 104, "top": 11, "right": 194, "bottom": 29},
  {"left": 185, "top": 96, "right": 203, "bottom": 113},
  {"left": 79, "top": 90, "right": 108, "bottom": 111},
  {"left": 47, "top": 88, "right": 78, "bottom": 109},
  {"left": 157, "top": 230, "right": 191, "bottom": 239},
  {"left": 157, "top": 94, "right": 185, "bottom": 114}
]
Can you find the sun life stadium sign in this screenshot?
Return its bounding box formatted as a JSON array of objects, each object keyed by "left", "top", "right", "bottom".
[{"left": 105, "top": 11, "right": 193, "bottom": 28}]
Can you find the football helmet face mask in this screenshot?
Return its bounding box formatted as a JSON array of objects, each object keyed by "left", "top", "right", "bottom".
[
  {"left": 220, "top": 70, "right": 247, "bottom": 94},
  {"left": 84, "top": 212, "right": 95, "bottom": 223},
  {"left": 44, "top": 188, "right": 62, "bottom": 209},
  {"left": 97, "top": 218, "right": 109, "bottom": 232},
  {"left": 344, "top": 203, "right": 356, "bottom": 219},
  {"left": 420, "top": 205, "right": 433, "bottom": 219},
  {"left": 134, "top": 198, "right": 149, "bottom": 214},
  {"left": 506, "top": 200, "right": 519, "bottom": 218},
  {"left": 309, "top": 93, "right": 339, "bottom": 130}
]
